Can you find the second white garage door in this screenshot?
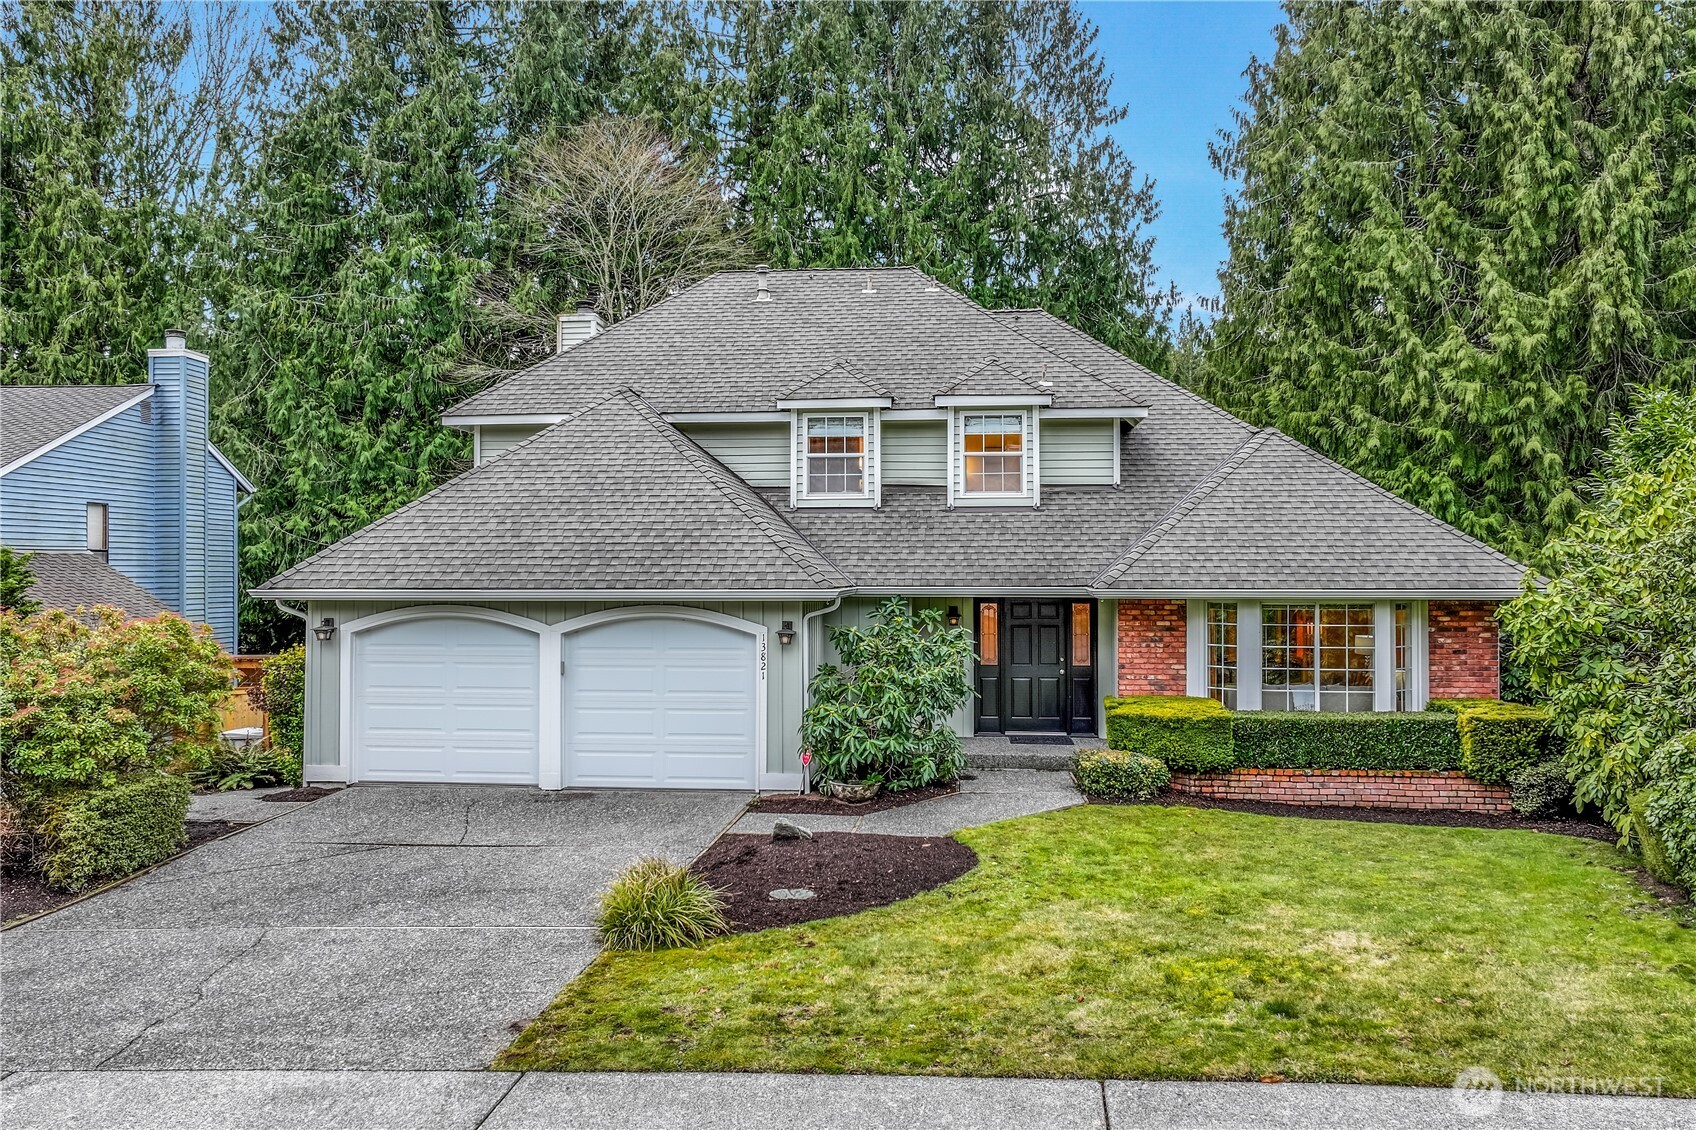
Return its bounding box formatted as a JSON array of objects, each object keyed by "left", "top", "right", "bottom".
[{"left": 564, "top": 616, "right": 759, "bottom": 789}]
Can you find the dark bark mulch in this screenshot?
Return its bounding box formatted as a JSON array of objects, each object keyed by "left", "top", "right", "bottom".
[
  {"left": 2, "top": 819, "right": 247, "bottom": 926},
  {"left": 261, "top": 786, "right": 341, "bottom": 802},
  {"left": 748, "top": 783, "right": 959, "bottom": 815},
  {"left": 694, "top": 832, "right": 977, "bottom": 932},
  {"left": 1101, "top": 791, "right": 1617, "bottom": 841}
]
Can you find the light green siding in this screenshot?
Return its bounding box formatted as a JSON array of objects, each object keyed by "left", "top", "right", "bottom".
[
  {"left": 882, "top": 421, "right": 947, "bottom": 485},
  {"left": 477, "top": 424, "right": 546, "bottom": 462},
  {"left": 303, "top": 598, "right": 823, "bottom": 780},
  {"left": 680, "top": 422, "right": 790, "bottom": 487},
  {"left": 1040, "top": 419, "right": 1116, "bottom": 484}
]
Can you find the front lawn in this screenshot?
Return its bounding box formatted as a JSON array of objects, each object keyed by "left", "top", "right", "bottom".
[{"left": 498, "top": 804, "right": 1696, "bottom": 1090}]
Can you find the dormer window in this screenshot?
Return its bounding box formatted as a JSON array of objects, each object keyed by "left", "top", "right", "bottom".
[
  {"left": 790, "top": 410, "right": 880, "bottom": 507},
  {"left": 805, "top": 415, "right": 867, "bottom": 496},
  {"left": 962, "top": 413, "right": 1025, "bottom": 494}
]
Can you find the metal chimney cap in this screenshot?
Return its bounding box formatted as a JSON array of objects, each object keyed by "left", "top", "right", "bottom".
[
  {"left": 162, "top": 328, "right": 189, "bottom": 350},
  {"left": 574, "top": 300, "right": 596, "bottom": 315}
]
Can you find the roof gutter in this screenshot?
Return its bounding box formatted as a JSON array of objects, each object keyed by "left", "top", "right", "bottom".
[{"left": 250, "top": 586, "right": 853, "bottom": 602}]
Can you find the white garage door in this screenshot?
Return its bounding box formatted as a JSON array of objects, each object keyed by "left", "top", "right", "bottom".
[
  {"left": 353, "top": 617, "right": 540, "bottom": 785},
  {"left": 565, "top": 617, "right": 759, "bottom": 789}
]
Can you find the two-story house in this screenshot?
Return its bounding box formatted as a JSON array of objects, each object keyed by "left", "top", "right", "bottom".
[
  {"left": 0, "top": 331, "right": 252, "bottom": 651},
  {"left": 254, "top": 268, "right": 1526, "bottom": 790}
]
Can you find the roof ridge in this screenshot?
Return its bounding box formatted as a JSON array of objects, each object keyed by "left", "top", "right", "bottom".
[
  {"left": 1093, "top": 429, "right": 1273, "bottom": 588},
  {"left": 920, "top": 276, "right": 1104, "bottom": 388},
  {"left": 779, "top": 358, "right": 891, "bottom": 399},
  {"left": 1255, "top": 429, "right": 1531, "bottom": 572},
  {"left": 628, "top": 393, "right": 849, "bottom": 588},
  {"left": 937, "top": 356, "right": 1045, "bottom": 396},
  {"left": 260, "top": 389, "right": 630, "bottom": 589}
]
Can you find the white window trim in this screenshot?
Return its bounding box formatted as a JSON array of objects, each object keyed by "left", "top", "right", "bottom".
[
  {"left": 791, "top": 410, "right": 879, "bottom": 508},
  {"left": 949, "top": 408, "right": 1038, "bottom": 508},
  {"left": 1187, "top": 598, "right": 1428, "bottom": 712}
]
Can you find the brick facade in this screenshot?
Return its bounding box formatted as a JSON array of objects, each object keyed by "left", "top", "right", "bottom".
[
  {"left": 1116, "top": 599, "right": 1187, "bottom": 695},
  {"left": 1169, "top": 768, "right": 1510, "bottom": 813},
  {"left": 1428, "top": 600, "right": 1500, "bottom": 699}
]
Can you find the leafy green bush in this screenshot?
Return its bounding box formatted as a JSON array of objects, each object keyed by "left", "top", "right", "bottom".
[
  {"left": 1629, "top": 792, "right": 1681, "bottom": 887},
  {"left": 597, "top": 857, "right": 729, "bottom": 951},
  {"left": 0, "top": 607, "right": 234, "bottom": 791},
  {"left": 802, "top": 598, "right": 975, "bottom": 792},
  {"left": 1073, "top": 749, "right": 1170, "bottom": 800},
  {"left": 1439, "top": 700, "right": 1558, "bottom": 783},
  {"left": 189, "top": 746, "right": 302, "bottom": 792},
  {"left": 40, "top": 774, "right": 190, "bottom": 891},
  {"left": 1508, "top": 760, "right": 1572, "bottom": 819},
  {"left": 1231, "top": 711, "right": 1461, "bottom": 771},
  {"left": 1104, "top": 695, "right": 1233, "bottom": 772},
  {"left": 1642, "top": 734, "right": 1696, "bottom": 890},
  {"left": 251, "top": 645, "right": 306, "bottom": 757}
]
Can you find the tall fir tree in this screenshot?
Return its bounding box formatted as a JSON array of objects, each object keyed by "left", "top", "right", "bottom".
[
  {"left": 0, "top": 0, "right": 253, "bottom": 384},
  {"left": 1199, "top": 0, "right": 1696, "bottom": 560},
  {"left": 215, "top": 1, "right": 493, "bottom": 650}
]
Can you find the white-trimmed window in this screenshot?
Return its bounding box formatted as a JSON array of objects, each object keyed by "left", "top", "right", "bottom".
[
  {"left": 1206, "top": 601, "right": 1238, "bottom": 708},
  {"left": 802, "top": 414, "right": 868, "bottom": 498},
  {"left": 86, "top": 502, "right": 109, "bottom": 561},
  {"left": 961, "top": 412, "right": 1026, "bottom": 495}
]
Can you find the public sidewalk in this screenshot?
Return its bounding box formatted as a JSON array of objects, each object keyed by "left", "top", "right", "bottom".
[{"left": 2, "top": 1070, "right": 1691, "bottom": 1129}]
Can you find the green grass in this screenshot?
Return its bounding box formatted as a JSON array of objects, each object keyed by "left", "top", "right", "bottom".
[{"left": 497, "top": 805, "right": 1696, "bottom": 1090}]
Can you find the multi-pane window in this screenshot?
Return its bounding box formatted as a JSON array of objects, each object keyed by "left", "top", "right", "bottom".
[
  {"left": 962, "top": 413, "right": 1025, "bottom": 494},
  {"left": 978, "top": 602, "right": 999, "bottom": 665},
  {"left": 1395, "top": 603, "right": 1410, "bottom": 711},
  {"left": 1206, "top": 602, "right": 1238, "bottom": 708},
  {"left": 1262, "top": 603, "right": 1375, "bottom": 712},
  {"left": 805, "top": 415, "right": 866, "bottom": 496}
]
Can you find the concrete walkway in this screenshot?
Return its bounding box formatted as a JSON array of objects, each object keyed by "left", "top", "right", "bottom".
[
  {"left": 3, "top": 1070, "right": 1689, "bottom": 1129},
  {"left": 729, "top": 768, "right": 1083, "bottom": 836}
]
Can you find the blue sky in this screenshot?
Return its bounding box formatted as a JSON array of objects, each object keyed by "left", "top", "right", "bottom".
[{"left": 1084, "top": 1, "right": 1283, "bottom": 311}]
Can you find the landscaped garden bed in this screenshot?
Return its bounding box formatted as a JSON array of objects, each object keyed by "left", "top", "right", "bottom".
[
  {"left": 693, "top": 831, "right": 977, "bottom": 931},
  {"left": 498, "top": 803, "right": 1696, "bottom": 1089}
]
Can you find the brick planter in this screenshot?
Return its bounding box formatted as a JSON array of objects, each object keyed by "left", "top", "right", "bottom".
[{"left": 1168, "top": 767, "right": 1511, "bottom": 813}]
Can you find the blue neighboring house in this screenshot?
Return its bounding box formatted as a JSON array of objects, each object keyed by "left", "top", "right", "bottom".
[{"left": 0, "top": 330, "right": 252, "bottom": 652}]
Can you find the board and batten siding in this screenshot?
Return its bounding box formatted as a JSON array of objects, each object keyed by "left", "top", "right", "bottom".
[
  {"left": 680, "top": 422, "right": 790, "bottom": 487},
  {"left": 303, "top": 598, "right": 823, "bottom": 780},
  {"left": 476, "top": 423, "right": 547, "bottom": 463},
  {"left": 1039, "top": 419, "right": 1116, "bottom": 485}
]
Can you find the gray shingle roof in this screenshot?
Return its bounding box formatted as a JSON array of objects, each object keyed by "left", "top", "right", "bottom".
[
  {"left": 22, "top": 552, "right": 172, "bottom": 619},
  {"left": 1094, "top": 429, "right": 1529, "bottom": 595},
  {"left": 256, "top": 390, "right": 850, "bottom": 595},
  {"left": 448, "top": 268, "right": 1146, "bottom": 415},
  {"left": 778, "top": 360, "right": 890, "bottom": 401},
  {"left": 0, "top": 385, "right": 151, "bottom": 469},
  {"left": 936, "top": 359, "right": 1049, "bottom": 400}
]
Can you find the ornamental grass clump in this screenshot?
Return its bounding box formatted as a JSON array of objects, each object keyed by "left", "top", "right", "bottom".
[{"left": 597, "top": 857, "right": 729, "bottom": 951}]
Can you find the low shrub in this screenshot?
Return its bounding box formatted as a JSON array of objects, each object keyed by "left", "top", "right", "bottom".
[
  {"left": 39, "top": 774, "right": 190, "bottom": 891},
  {"left": 1231, "top": 711, "right": 1461, "bottom": 771},
  {"left": 1446, "top": 700, "right": 1558, "bottom": 784},
  {"left": 1508, "top": 760, "right": 1572, "bottom": 819},
  {"left": 189, "top": 746, "right": 302, "bottom": 792},
  {"left": 1073, "top": 749, "right": 1170, "bottom": 801},
  {"left": 598, "top": 857, "right": 730, "bottom": 951},
  {"left": 251, "top": 646, "right": 306, "bottom": 758},
  {"left": 1104, "top": 696, "right": 1233, "bottom": 772},
  {"left": 1629, "top": 791, "right": 1681, "bottom": 887}
]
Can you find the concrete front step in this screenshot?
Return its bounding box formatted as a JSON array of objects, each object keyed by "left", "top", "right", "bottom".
[{"left": 964, "top": 748, "right": 1077, "bottom": 771}]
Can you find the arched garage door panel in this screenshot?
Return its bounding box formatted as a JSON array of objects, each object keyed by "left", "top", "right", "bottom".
[
  {"left": 354, "top": 617, "right": 539, "bottom": 784},
  {"left": 565, "top": 617, "right": 757, "bottom": 788}
]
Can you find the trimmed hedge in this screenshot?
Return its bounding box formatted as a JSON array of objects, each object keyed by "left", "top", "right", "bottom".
[
  {"left": 1074, "top": 749, "right": 1171, "bottom": 801},
  {"left": 1508, "top": 760, "right": 1572, "bottom": 819},
  {"left": 1104, "top": 696, "right": 1233, "bottom": 772},
  {"left": 1231, "top": 711, "right": 1462, "bottom": 771},
  {"left": 41, "top": 774, "right": 190, "bottom": 891},
  {"left": 1448, "top": 700, "right": 1557, "bottom": 784},
  {"left": 1630, "top": 791, "right": 1680, "bottom": 887}
]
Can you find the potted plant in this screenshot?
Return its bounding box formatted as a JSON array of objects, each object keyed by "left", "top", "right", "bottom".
[{"left": 800, "top": 598, "right": 976, "bottom": 800}]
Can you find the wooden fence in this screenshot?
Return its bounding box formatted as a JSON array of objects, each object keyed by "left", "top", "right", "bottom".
[{"left": 219, "top": 654, "right": 273, "bottom": 737}]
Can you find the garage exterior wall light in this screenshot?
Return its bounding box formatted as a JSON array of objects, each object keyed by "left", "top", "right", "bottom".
[
  {"left": 777, "top": 620, "right": 796, "bottom": 645},
  {"left": 312, "top": 617, "right": 338, "bottom": 643}
]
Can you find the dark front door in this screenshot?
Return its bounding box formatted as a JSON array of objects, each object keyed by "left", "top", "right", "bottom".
[
  {"left": 975, "top": 598, "right": 1097, "bottom": 735},
  {"left": 1005, "top": 599, "right": 1067, "bottom": 731}
]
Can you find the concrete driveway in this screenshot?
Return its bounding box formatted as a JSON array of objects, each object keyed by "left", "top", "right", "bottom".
[{"left": 0, "top": 785, "right": 749, "bottom": 1072}]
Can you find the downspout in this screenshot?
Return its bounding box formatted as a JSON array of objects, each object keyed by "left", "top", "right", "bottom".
[
  {"left": 799, "top": 592, "right": 847, "bottom": 793},
  {"left": 271, "top": 599, "right": 308, "bottom": 623}
]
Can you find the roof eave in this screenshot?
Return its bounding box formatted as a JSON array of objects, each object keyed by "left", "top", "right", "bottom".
[{"left": 250, "top": 586, "right": 851, "bottom": 601}]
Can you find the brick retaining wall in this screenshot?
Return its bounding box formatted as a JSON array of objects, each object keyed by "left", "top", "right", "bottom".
[{"left": 1168, "top": 767, "right": 1511, "bottom": 813}]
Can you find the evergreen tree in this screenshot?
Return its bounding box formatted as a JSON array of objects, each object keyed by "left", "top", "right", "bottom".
[
  {"left": 0, "top": 0, "right": 253, "bottom": 384},
  {"left": 215, "top": 1, "right": 493, "bottom": 651},
  {"left": 1200, "top": 0, "right": 1696, "bottom": 560}
]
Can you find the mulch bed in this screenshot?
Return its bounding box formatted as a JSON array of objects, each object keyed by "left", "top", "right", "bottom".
[
  {"left": 262, "top": 786, "right": 341, "bottom": 802},
  {"left": 1, "top": 819, "right": 247, "bottom": 927},
  {"left": 1101, "top": 791, "right": 1617, "bottom": 841},
  {"left": 694, "top": 832, "right": 978, "bottom": 932},
  {"left": 748, "top": 782, "right": 959, "bottom": 815}
]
